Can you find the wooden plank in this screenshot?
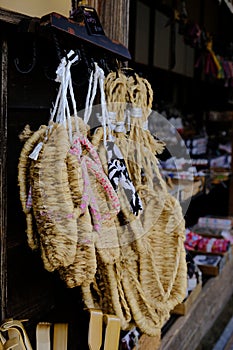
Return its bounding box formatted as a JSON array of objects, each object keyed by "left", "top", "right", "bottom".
[
  {"left": 96, "top": 0, "right": 130, "bottom": 48},
  {"left": 0, "top": 7, "right": 31, "bottom": 25},
  {"left": 171, "top": 281, "right": 202, "bottom": 316},
  {"left": 134, "top": 333, "right": 161, "bottom": 350},
  {"left": 212, "top": 316, "right": 233, "bottom": 350},
  {"left": 0, "top": 37, "right": 8, "bottom": 321}
]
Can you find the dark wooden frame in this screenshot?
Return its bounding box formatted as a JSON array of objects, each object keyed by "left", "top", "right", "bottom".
[
  {"left": 0, "top": 7, "right": 33, "bottom": 322},
  {"left": 0, "top": 37, "right": 8, "bottom": 321}
]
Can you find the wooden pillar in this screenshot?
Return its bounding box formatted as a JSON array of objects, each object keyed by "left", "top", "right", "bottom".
[
  {"left": 86, "top": 0, "right": 130, "bottom": 48},
  {"left": 0, "top": 38, "right": 8, "bottom": 321}
]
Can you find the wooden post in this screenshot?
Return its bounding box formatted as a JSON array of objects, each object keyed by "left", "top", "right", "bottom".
[
  {"left": 86, "top": 0, "right": 130, "bottom": 48},
  {"left": 0, "top": 38, "right": 8, "bottom": 321}
]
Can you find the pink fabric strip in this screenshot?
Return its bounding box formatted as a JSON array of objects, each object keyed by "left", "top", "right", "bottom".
[{"left": 70, "top": 134, "right": 120, "bottom": 231}]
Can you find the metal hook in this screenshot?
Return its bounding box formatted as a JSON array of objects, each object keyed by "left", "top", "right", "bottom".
[
  {"left": 80, "top": 44, "right": 95, "bottom": 74},
  {"left": 52, "top": 31, "right": 63, "bottom": 61},
  {"left": 14, "top": 39, "right": 37, "bottom": 74},
  {"left": 99, "top": 58, "right": 111, "bottom": 74}
]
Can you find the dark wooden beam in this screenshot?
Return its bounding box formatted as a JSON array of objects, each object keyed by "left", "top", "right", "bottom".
[
  {"left": 148, "top": 5, "right": 155, "bottom": 67},
  {"left": 0, "top": 37, "right": 8, "bottom": 321},
  {"left": 0, "top": 7, "right": 31, "bottom": 25}
]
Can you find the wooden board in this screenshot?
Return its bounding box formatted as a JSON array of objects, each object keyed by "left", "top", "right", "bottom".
[{"left": 171, "top": 282, "right": 202, "bottom": 316}]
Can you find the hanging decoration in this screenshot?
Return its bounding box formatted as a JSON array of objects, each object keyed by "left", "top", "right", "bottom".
[
  {"left": 81, "top": 67, "right": 187, "bottom": 336},
  {"left": 18, "top": 51, "right": 187, "bottom": 338},
  {"left": 167, "top": 0, "right": 233, "bottom": 86}
]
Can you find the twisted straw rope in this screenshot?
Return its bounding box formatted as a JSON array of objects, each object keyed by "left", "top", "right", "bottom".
[
  {"left": 31, "top": 123, "right": 78, "bottom": 272},
  {"left": 81, "top": 70, "right": 187, "bottom": 335},
  {"left": 18, "top": 125, "right": 47, "bottom": 250}
]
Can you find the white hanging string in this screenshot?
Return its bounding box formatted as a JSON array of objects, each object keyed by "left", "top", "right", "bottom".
[
  {"left": 96, "top": 63, "right": 108, "bottom": 147},
  {"left": 29, "top": 50, "right": 79, "bottom": 159},
  {"left": 83, "top": 68, "right": 98, "bottom": 125},
  {"left": 83, "top": 62, "right": 111, "bottom": 147},
  {"left": 49, "top": 56, "right": 67, "bottom": 124},
  {"left": 65, "top": 54, "right": 80, "bottom": 142},
  {"left": 83, "top": 70, "right": 93, "bottom": 125}
]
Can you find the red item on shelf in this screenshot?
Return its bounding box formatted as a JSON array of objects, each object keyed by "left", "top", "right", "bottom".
[{"left": 185, "top": 230, "right": 230, "bottom": 253}]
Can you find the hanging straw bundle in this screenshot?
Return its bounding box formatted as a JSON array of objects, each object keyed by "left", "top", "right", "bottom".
[
  {"left": 125, "top": 71, "right": 187, "bottom": 330},
  {"left": 18, "top": 124, "right": 47, "bottom": 250},
  {"left": 18, "top": 52, "right": 96, "bottom": 282},
  {"left": 31, "top": 122, "right": 79, "bottom": 272},
  {"left": 18, "top": 54, "right": 187, "bottom": 337},
  {"left": 79, "top": 67, "right": 187, "bottom": 336},
  {"left": 58, "top": 118, "right": 96, "bottom": 287}
]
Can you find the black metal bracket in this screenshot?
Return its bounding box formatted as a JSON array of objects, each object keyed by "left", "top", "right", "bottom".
[{"left": 40, "top": 12, "right": 131, "bottom": 60}]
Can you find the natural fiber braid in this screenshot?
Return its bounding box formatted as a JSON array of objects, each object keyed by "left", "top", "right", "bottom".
[
  {"left": 18, "top": 125, "right": 47, "bottom": 250},
  {"left": 135, "top": 76, "right": 167, "bottom": 192},
  {"left": 81, "top": 283, "right": 95, "bottom": 309},
  {"left": 95, "top": 253, "right": 116, "bottom": 313},
  {"left": 129, "top": 124, "right": 143, "bottom": 187},
  {"left": 126, "top": 74, "right": 147, "bottom": 188},
  {"left": 120, "top": 261, "right": 162, "bottom": 336},
  {"left": 58, "top": 208, "right": 97, "bottom": 287},
  {"left": 125, "top": 264, "right": 161, "bottom": 325},
  {"left": 123, "top": 243, "right": 167, "bottom": 336},
  {"left": 104, "top": 264, "right": 131, "bottom": 329},
  {"left": 66, "top": 152, "right": 83, "bottom": 207},
  {"left": 89, "top": 78, "right": 162, "bottom": 330},
  {"left": 32, "top": 123, "right": 78, "bottom": 272},
  {"left": 79, "top": 137, "right": 131, "bottom": 326},
  {"left": 18, "top": 125, "right": 47, "bottom": 215},
  {"left": 86, "top": 71, "right": 187, "bottom": 336},
  {"left": 81, "top": 263, "right": 132, "bottom": 330},
  {"left": 126, "top": 74, "right": 187, "bottom": 325},
  {"left": 82, "top": 132, "right": 135, "bottom": 330},
  {"left": 141, "top": 77, "right": 153, "bottom": 111},
  {"left": 60, "top": 116, "right": 98, "bottom": 287},
  {"left": 104, "top": 71, "right": 128, "bottom": 123},
  {"left": 119, "top": 227, "right": 168, "bottom": 329},
  {"left": 126, "top": 74, "right": 168, "bottom": 194},
  {"left": 141, "top": 194, "right": 187, "bottom": 311},
  {"left": 115, "top": 261, "right": 132, "bottom": 323},
  {"left": 18, "top": 124, "right": 34, "bottom": 141}
]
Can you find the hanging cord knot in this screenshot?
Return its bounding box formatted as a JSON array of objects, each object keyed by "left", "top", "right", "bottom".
[
  {"left": 84, "top": 62, "right": 111, "bottom": 147},
  {"left": 29, "top": 50, "right": 80, "bottom": 161},
  {"left": 115, "top": 121, "right": 126, "bottom": 133}
]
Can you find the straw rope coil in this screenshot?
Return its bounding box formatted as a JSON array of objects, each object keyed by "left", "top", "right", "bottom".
[
  {"left": 18, "top": 59, "right": 187, "bottom": 337},
  {"left": 78, "top": 70, "right": 187, "bottom": 336},
  {"left": 18, "top": 124, "right": 47, "bottom": 250},
  {"left": 31, "top": 123, "right": 78, "bottom": 272}
]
